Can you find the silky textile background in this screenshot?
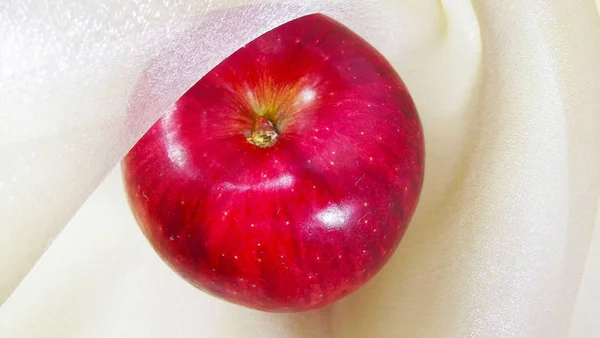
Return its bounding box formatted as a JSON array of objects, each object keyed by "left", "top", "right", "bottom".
[{"left": 1, "top": 0, "right": 599, "bottom": 337}]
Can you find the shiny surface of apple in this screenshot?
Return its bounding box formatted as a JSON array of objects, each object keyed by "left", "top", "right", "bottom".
[{"left": 122, "top": 13, "right": 424, "bottom": 312}]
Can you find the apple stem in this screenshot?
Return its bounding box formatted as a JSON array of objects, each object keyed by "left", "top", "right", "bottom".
[{"left": 248, "top": 116, "right": 278, "bottom": 148}]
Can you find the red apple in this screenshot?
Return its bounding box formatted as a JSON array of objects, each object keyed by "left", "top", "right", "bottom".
[{"left": 122, "top": 13, "right": 424, "bottom": 312}]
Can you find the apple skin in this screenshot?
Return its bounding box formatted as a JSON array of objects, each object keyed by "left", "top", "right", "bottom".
[{"left": 122, "top": 13, "right": 424, "bottom": 312}]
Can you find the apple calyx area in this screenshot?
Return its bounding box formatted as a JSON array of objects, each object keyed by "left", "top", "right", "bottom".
[{"left": 248, "top": 115, "right": 278, "bottom": 148}]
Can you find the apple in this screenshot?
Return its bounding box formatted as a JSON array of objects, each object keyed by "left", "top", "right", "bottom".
[{"left": 122, "top": 13, "right": 424, "bottom": 312}]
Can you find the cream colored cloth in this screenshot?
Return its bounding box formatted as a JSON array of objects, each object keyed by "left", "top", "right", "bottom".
[{"left": 1, "top": 0, "right": 599, "bottom": 337}]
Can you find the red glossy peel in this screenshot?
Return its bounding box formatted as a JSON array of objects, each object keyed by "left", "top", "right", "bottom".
[{"left": 122, "top": 13, "right": 424, "bottom": 312}]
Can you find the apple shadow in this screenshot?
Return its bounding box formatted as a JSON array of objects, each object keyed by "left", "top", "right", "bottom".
[{"left": 211, "top": 305, "right": 334, "bottom": 338}]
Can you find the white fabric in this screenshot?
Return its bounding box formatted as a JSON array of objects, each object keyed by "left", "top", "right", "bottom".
[{"left": 1, "top": 0, "right": 599, "bottom": 337}]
